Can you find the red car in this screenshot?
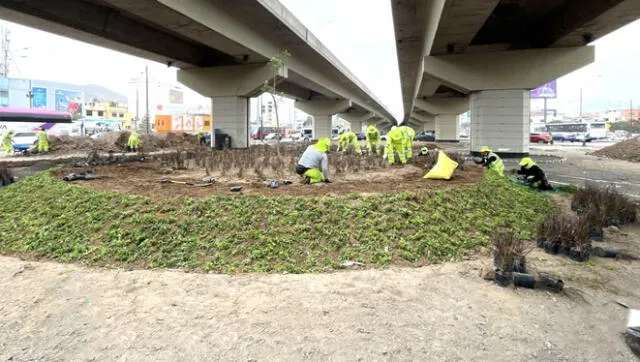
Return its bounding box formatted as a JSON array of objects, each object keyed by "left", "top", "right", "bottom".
[{"left": 530, "top": 132, "right": 553, "bottom": 144}]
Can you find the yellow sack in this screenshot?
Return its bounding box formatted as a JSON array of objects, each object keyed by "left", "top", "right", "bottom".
[{"left": 424, "top": 151, "right": 459, "bottom": 180}]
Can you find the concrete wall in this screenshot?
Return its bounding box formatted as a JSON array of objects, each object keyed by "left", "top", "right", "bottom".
[{"left": 470, "top": 89, "right": 529, "bottom": 155}]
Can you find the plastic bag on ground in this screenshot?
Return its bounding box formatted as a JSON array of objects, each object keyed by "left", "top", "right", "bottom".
[{"left": 423, "top": 150, "right": 459, "bottom": 180}]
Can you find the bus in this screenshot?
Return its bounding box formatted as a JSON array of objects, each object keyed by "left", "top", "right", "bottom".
[
  {"left": 0, "top": 107, "right": 74, "bottom": 136},
  {"left": 545, "top": 121, "right": 607, "bottom": 142}
]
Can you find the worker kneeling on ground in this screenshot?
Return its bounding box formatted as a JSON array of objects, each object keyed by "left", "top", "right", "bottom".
[
  {"left": 517, "top": 157, "right": 553, "bottom": 191},
  {"left": 37, "top": 127, "right": 49, "bottom": 153},
  {"left": 365, "top": 125, "right": 382, "bottom": 155},
  {"left": 399, "top": 125, "right": 415, "bottom": 161},
  {"left": 296, "top": 137, "right": 331, "bottom": 184},
  {"left": 127, "top": 131, "right": 141, "bottom": 152},
  {"left": 337, "top": 131, "right": 361, "bottom": 154},
  {"left": 2, "top": 130, "right": 14, "bottom": 155},
  {"left": 475, "top": 146, "right": 504, "bottom": 176},
  {"left": 384, "top": 126, "right": 406, "bottom": 164}
]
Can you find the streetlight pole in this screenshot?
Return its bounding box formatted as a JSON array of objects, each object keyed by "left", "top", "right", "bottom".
[{"left": 145, "top": 65, "right": 150, "bottom": 135}]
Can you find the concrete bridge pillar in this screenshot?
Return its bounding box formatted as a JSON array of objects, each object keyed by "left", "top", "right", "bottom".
[
  {"left": 422, "top": 46, "right": 594, "bottom": 156},
  {"left": 435, "top": 115, "right": 459, "bottom": 142},
  {"left": 470, "top": 89, "right": 530, "bottom": 156},
  {"left": 296, "top": 100, "right": 352, "bottom": 139},
  {"left": 178, "top": 63, "right": 287, "bottom": 148}
]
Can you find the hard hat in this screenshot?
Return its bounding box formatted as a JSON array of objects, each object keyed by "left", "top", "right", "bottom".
[
  {"left": 519, "top": 157, "right": 535, "bottom": 168},
  {"left": 420, "top": 147, "right": 429, "bottom": 155},
  {"left": 391, "top": 126, "right": 398, "bottom": 130},
  {"left": 314, "top": 137, "right": 331, "bottom": 153},
  {"left": 480, "top": 146, "right": 492, "bottom": 153}
]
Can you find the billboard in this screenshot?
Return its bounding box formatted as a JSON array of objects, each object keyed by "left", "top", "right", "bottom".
[
  {"left": 0, "top": 78, "right": 8, "bottom": 107},
  {"left": 55, "top": 89, "right": 84, "bottom": 116},
  {"left": 32, "top": 87, "right": 47, "bottom": 109},
  {"left": 530, "top": 81, "right": 557, "bottom": 99}
]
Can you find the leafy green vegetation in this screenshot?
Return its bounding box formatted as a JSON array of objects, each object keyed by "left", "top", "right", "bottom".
[{"left": 0, "top": 171, "right": 554, "bottom": 273}]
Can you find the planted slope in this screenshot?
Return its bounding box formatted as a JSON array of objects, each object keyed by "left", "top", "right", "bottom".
[{"left": 0, "top": 172, "right": 553, "bottom": 273}]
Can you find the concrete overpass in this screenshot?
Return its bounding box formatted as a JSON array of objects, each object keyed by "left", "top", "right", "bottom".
[
  {"left": 392, "top": 0, "right": 640, "bottom": 155},
  {"left": 0, "top": 0, "right": 396, "bottom": 147}
]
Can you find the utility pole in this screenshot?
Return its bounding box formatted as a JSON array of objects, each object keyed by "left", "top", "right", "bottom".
[
  {"left": 579, "top": 88, "right": 583, "bottom": 118},
  {"left": 543, "top": 97, "right": 548, "bottom": 123},
  {"left": 145, "top": 65, "right": 150, "bottom": 135},
  {"left": 135, "top": 79, "right": 139, "bottom": 130},
  {"left": 630, "top": 99, "right": 633, "bottom": 121},
  {"left": 0, "top": 23, "right": 10, "bottom": 77}
]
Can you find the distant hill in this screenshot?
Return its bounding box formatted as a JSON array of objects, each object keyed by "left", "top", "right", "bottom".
[{"left": 83, "top": 84, "right": 127, "bottom": 103}]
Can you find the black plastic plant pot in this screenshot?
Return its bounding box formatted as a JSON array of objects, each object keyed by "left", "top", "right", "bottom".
[
  {"left": 494, "top": 269, "right": 511, "bottom": 287},
  {"left": 593, "top": 246, "right": 619, "bottom": 258},
  {"left": 559, "top": 244, "right": 571, "bottom": 256},
  {"left": 589, "top": 227, "right": 604, "bottom": 242},
  {"left": 536, "top": 272, "right": 564, "bottom": 292},
  {"left": 626, "top": 327, "right": 640, "bottom": 358},
  {"left": 512, "top": 273, "right": 536, "bottom": 289},
  {"left": 536, "top": 236, "right": 546, "bottom": 248},
  {"left": 569, "top": 247, "right": 590, "bottom": 262},
  {"left": 543, "top": 241, "right": 560, "bottom": 255},
  {"left": 604, "top": 217, "right": 622, "bottom": 227}
]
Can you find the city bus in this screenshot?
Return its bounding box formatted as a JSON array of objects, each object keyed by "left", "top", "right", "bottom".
[
  {"left": 545, "top": 121, "right": 607, "bottom": 142},
  {"left": 0, "top": 107, "right": 74, "bottom": 135}
]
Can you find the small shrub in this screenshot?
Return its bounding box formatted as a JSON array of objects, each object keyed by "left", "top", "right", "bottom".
[
  {"left": 572, "top": 183, "right": 637, "bottom": 227},
  {"left": 493, "top": 230, "right": 530, "bottom": 273}
]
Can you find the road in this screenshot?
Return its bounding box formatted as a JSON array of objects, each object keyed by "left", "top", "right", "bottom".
[{"left": 529, "top": 142, "right": 640, "bottom": 199}]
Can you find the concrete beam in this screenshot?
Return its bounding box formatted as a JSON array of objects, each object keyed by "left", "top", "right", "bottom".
[
  {"left": 178, "top": 64, "right": 287, "bottom": 98},
  {"left": 0, "top": 0, "right": 233, "bottom": 68},
  {"left": 296, "top": 99, "right": 352, "bottom": 116},
  {"left": 410, "top": 112, "right": 434, "bottom": 124},
  {"left": 340, "top": 112, "right": 375, "bottom": 124},
  {"left": 159, "top": 0, "right": 395, "bottom": 122},
  {"left": 391, "top": 0, "right": 446, "bottom": 121},
  {"left": 414, "top": 98, "right": 469, "bottom": 116},
  {"left": 423, "top": 46, "right": 595, "bottom": 93}
]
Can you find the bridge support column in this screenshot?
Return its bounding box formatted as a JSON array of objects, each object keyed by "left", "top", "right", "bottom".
[
  {"left": 296, "top": 99, "right": 352, "bottom": 139},
  {"left": 211, "top": 96, "right": 250, "bottom": 148},
  {"left": 435, "top": 115, "right": 459, "bottom": 142},
  {"left": 470, "top": 89, "right": 530, "bottom": 157},
  {"left": 177, "top": 64, "right": 287, "bottom": 148},
  {"left": 312, "top": 115, "right": 332, "bottom": 139}
]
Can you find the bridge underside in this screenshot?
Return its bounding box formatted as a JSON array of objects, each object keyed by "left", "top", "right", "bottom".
[{"left": 392, "top": 0, "right": 640, "bottom": 155}]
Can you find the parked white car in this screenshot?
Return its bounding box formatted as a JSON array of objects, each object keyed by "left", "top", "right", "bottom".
[{"left": 11, "top": 131, "right": 38, "bottom": 148}]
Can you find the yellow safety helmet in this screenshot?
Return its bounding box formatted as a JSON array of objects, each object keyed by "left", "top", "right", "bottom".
[
  {"left": 479, "top": 146, "right": 492, "bottom": 153},
  {"left": 314, "top": 137, "right": 331, "bottom": 153},
  {"left": 519, "top": 157, "right": 536, "bottom": 169},
  {"left": 367, "top": 125, "right": 377, "bottom": 134},
  {"left": 420, "top": 147, "right": 429, "bottom": 155}
]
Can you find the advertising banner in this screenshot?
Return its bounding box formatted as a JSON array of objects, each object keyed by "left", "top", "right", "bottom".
[
  {"left": 530, "top": 81, "right": 557, "bottom": 99},
  {"left": 171, "top": 115, "right": 182, "bottom": 131},
  {"left": 32, "top": 87, "right": 47, "bottom": 109},
  {"left": 55, "top": 89, "right": 84, "bottom": 116}
]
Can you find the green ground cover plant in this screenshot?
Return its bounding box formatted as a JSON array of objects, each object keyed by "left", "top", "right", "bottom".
[{"left": 0, "top": 171, "right": 554, "bottom": 273}]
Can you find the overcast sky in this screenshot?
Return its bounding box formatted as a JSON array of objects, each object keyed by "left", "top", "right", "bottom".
[{"left": 2, "top": 1, "right": 640, "bottom": 119}]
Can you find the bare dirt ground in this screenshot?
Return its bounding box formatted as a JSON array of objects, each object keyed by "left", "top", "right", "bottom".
[
  {"left": 54, "top": 158, "right": 481, "bottom": 199},
  {"left": 1, "top": 218, "right": 638, "bottom": 361}
]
